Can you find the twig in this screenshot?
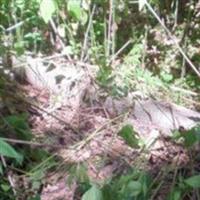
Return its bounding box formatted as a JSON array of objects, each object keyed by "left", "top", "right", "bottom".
[
  {"left": 144, "top": 0, "right": 200, "bottom": 78},
  {"left": 180, "top": 0, "right": 194, "bottom": 78},
  {"left": 43, "top": 53, "right": 98, "bottom": 70},
  {"left": 170, "top": 86, "right": 199, "bottom": 96},
  {"left": 111, "top": 0, "right": 116, "bottom": 58},
  {"left": 6, "top": 21, "right": 24, "bottom": 32},
  {"left": 5, "top": 17, "right": 34, "bottom": 33},
  {"left": 141, "top": 25, "right": 149, "bottom": 68},
  {"left": 43, "top": 53, "right": 65, "bottom": 60},
  {"left": 107, "top": 0, "right": 114, "bottom": 59},
  {"left": 49, "top": 19, "right": 71, "bottom": 61},
  {"left": 81, "top": 5, "right": 96, "bottom": 61},
  {"left": 28, "top": 154, "right": 56, "bottom": 174},
  {"left": 0, "top": 89, "right": 80, "bottom": 135},
  {"left": 0, "top": 155, "right": 17, "bottom": 195},
  {"left": 109, "top": 39, "right": 133, "bottom": 64},
  {"left": 73, "top": 113, "right": 126, "bottom": 150},
  {"left": 173, "top": 0, "right": 179, "bottom": 29},
  {"left": 27, "top": 101, "right": 81, "bottom": 135},
  {"left": 49, "top": 19, "right": 65, "bottom": 49},
  {"left": 0, "top": 137, "right": 62, "bottom": 149},
  {"left": 182, "top": 97, "right": 200, "bottom": 107}
]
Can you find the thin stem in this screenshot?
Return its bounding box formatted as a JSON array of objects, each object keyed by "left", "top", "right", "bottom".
[
  {"left": 49, "top": 19, "right": 71, "bottom": 61},
  {"left": 145, "top": 0, "right": 200, "bottom": 78},
  {"left": 109, "top": 39, "right": 133, "bottom": 64},
  {"left": 1, "top": 155, "right": 17, "bottom": 195},
  {"left": 111, "top": 0, "right": 116, "bottom": 58},
  {"left": 0, "top": 137, "right": 62, "bottom": 148},
  {"left": 107, "top": 0, "right": 113, "bottom": 60},
  {"left": 81, "top": 5, "right": 96, "bottom": 61}
]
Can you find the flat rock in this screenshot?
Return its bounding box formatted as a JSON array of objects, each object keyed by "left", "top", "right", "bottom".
[
  {"left": 105, "top": 97, "right": 200, "bottom": 137},
  {"left": 132, "top": 99, "right": 200, "bottom": 135}
]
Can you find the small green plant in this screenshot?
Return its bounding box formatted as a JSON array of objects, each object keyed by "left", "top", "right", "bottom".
[
  {"left": 0, "top": 139, "right": 23, "bottom": 163},
  {"left": 172, "top": 125, "right": 200, "bottom": 148},
  {"left": 118, "top": 124, "right": 140, "bottom": 149},
  {"left": 167, "top": 174, "right": 200, "bottom": 200},
  {"left": 78, "top": 169, "right": 152, "bottom": 200}
]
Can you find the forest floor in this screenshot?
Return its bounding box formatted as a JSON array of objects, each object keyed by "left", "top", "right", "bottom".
[
  {"left": 1, "top": 54, "right": 200, "bottom": 200},
  {"left": 11, "top": 56, "right": 198, "bottom": 200}
]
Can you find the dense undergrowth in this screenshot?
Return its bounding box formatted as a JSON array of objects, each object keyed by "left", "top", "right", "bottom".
[{"left": 0, "top": 0, "right": 200, "bottom": 199}]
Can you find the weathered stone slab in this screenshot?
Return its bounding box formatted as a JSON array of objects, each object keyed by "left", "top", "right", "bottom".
[
  {"left": 105, "top": 96, "right": 200, "bottom": 137},
  {"left": 132, "top": 99, "right": 200, "bottom": 135}
]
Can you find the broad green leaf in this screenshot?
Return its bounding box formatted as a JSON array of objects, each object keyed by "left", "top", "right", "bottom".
[
  {"left": 127, "top": 181, "right": 142, "bottom": 197},
  {"left": 184, "top": 175, "right": 200, "bottom": 188},
  {"left": 0, "top": 138, "right": 23, "bottom": 163},
  {"left": 67, "top": 0, "right": 82, "bottom": 21},
  {"left": 39, "top": 0, "right": 57, "bottom": 23},
  {"left": 82, "top": 185, "right": 103, "bottom": 200},
  {"left": 118, "top": 125, "right": 139, "bottom": 148},
  {"left": 139, "top": 0, "right": 146, "bottom": 11},
  {"left": 1, "top": 184, "right": 10, "bottom": 192}
]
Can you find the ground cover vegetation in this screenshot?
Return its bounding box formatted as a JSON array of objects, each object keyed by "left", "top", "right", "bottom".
[{"left": 0, "top": 0, "right": 200, "bottom": 199}]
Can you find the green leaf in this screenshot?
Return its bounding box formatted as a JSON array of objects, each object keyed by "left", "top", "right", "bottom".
[
  {"left": 167, "top": 189, "right": 182, "bottom": 200},
  {"left": 0, "top": 138, "right": 23, "bottom": 163},
  {"left": 14, "top": 41, "right": 25, "bottom": 56},
  {"left": 183, "top": 131, "right": 197, "bottom": 147},
  {"left": 82, "top": 185, "right": 103, "bottom": 200},
  {"left": 1, "top": 184, "right": 10, "bottom": 192},
  {"left": 32, "top": 180, "right": 42, "bottom": 190},
  {"left": 118, "top": 125, "right": 139, "bottom": 148},
  {"left": 96, "top": 66, "right": 113, "bottom": 87},
  {"left": 184, "top": 175, "right": 200, "bottom": 188},
  {"left": 138, "top": 0, "right": 146, "bottom": 11},
  {"left": 172, "top": 126, "right": 200, "bottom": 147},
  {"left": 67, "top": 0, "right": 82, "bottom": 21},
  {"left": 15, "top": 0, "right": 25, "bottom": 9},
  {"left": 139, "top": 173, "right": 151, "bottom": 196},
  {"left": 39, "top": 0, "right": 57, "bottom": 23},
  {"left": 127, "top": 181, "right": 142, "bottom": 197},
  {"left": 5, "top": 114, "right": 33, "bottom": 140},
  {"left": 160, "top": 71, "right": 173, "bottom": 83}
]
